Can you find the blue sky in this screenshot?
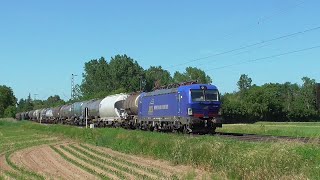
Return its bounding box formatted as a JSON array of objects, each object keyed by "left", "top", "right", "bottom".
[{"left": 0, "top": 0, "right": 319, "bottom": 101}]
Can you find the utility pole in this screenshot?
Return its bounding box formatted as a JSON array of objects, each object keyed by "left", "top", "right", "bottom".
[{"left": 71, "top": 74, "right": 78, "bottom": 101}]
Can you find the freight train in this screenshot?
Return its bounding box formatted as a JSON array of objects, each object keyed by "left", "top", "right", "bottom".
[{"left": 16, "top": 83, "right": 222, "bottom": 134}]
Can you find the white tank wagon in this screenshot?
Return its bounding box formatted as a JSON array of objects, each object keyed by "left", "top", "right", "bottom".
[
  {"left": 99, "top": 94, "right": 129, "bottom": 125},
  {"left": 45, "top": 109, "right": 54, "bottom": 123},
  {"left": 33, "top": 109, "right": 42, "bottom": 122},
  {"left": 40, "top": 109, "right": 48, "bottom": 122},
  {"left": 28, "top": 110, "right": 34, "bottom": 120},
  {"left": 32, "top": 110, "right": 37, "bottom": 121}
]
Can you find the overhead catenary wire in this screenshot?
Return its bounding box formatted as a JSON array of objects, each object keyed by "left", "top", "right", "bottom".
[
  {"left": 165, "top": 25, "right": 320, "bottom": 70},
  {"left": 196, "top": 43, "right": 272, "bottom": 68},
  {"left": 204, "top": 45, "right": 320, "bottom": 72},
  {"left": 256, "top": 0, "right": 305, "bottom": 24},
  {"left": 218, "top": 0, "right": 306, "bottom": 41}
]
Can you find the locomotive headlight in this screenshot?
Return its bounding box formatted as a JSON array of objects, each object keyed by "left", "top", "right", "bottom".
[{"left": 188, "top": 108, "right": 193, "bottom": 115}]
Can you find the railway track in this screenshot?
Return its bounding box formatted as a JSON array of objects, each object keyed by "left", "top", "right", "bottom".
[{"left": 214, "top": 132, "right": 320, "bottom": 144}]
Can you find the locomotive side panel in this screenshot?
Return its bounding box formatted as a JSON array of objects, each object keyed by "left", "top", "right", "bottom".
[{"left": 139, "top": 92, "right": 178, "bottom": 120}]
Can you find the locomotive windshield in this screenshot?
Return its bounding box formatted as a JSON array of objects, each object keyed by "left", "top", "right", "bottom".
[{"left": 191, "top": 89, "right": 219, "bottom": 102}]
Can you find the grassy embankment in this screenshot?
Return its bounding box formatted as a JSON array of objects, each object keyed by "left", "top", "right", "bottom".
[
  {"left": 1, "top": 119, "right": 319, "bottom": 179},
  {"left": 217, "top": 121, "right": 320, "bottom": 138}
]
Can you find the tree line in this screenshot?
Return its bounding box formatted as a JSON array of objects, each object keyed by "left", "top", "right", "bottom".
[
  {"left": 1, "top": 54, "right": 319, "bottom": 122},
  {"left": 6, "top": 54, "right": 210, "bottom": 117},
  {"left": 79, "top": 54, "right": 211, "bottom": 100},
  {"left": 223, "top": 74, "right": 319, "bottom": 122}
]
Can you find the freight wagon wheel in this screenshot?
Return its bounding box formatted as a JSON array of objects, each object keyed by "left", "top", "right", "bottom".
[
  {"left": 209, "top": 127, "right": 217, "bottom": 135},
  {"left": 153, "top": 124, "right": 159, "bottom": 132},
  {"left": 148, "top": 124, "right": 154, "bottom": 131},
  {"left": 182, "top": 125, "right": 191, "bottom": 134}
]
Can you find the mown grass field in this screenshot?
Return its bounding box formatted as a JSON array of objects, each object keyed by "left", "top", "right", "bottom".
[
  {"left": 1, "top": 118, "right": 320, "bottom": 179},
  {"left": 217, "top": 121, "right": 320, "bottom": 138}
]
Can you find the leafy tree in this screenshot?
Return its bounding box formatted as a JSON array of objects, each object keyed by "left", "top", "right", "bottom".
[
  {"left": 221, "top": 93, "right": 248, "bottom": 123},
  {"left": 32, "top": 100, "right": 46, "bottom": 110},
  {"left": 17, "top": 93, "right": 34, "bottom": 112},
  {"left": 108, "top": 54, "right": 145, "bottom": 92},
  {"left": 25, "top": 93, "right": 34, "bottom": 111},
  {"left": 145, "top": 66, "right": 172, "bottom": 91},
  {"left": 17, "top": 98, "right": 26, "bottom": 112},
  {"left": 173, "top": 67, "right": 212, "bottom": 84},
  {"left": 45, "top": 95, "right": 65, "bottom": 107},
  {"left": 4, "top": 105, "right": 17, "bottom": 118},
  {"left": 301, "top": 77, "right": 316, "bottom": 110},
  {"left": 0, "top": 85, "right": 17, "bottom": 117},
  {"left": 80, "top": 54, "right": 145, "bottom": 99},
  {"left": 81, "top": 57, "right": 110, "bottom": 98},
  {"left": 73, "top": 84, "right": 82, "bottom": 101},
  {"left": 237, "top": 74, "right": 252, "bottom": 92}
]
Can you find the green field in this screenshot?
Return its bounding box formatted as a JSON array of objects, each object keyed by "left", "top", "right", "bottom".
[
  {"left": 217, "top": 121, "right": 320, "bottom": 138},
  {"left": 1, "top": 119, "right": 320, "bottom": 179}
]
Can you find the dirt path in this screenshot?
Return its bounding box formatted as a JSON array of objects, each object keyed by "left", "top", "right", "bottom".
[{"left": 8, "top": 142, "right": 211, "bottom": 180}]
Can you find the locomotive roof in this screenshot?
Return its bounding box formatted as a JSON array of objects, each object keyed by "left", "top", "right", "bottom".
[
  {"left": 143, "top": 84, "right": 218, "bottom": 97},
  {"left": 178, "top": 84, "right": 218, "bottom": 91}
]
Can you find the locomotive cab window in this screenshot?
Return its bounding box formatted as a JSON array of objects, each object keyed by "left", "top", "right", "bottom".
[{"left": 191, "top": 89, "right": 219, "bottom": 102}]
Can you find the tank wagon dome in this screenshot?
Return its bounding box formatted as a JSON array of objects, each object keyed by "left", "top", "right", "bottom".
[{"left": 99, "top": 93, "right": 129, "bottom": 120}]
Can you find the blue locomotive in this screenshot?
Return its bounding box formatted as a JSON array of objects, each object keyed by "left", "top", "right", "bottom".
[{"left": 138, "top": 84, "right": 222, "bottom": 133}]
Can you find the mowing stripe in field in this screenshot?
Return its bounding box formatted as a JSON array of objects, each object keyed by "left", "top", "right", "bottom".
[
  {"left": 50, "top": 145, "right": 109, "bottom": 180},
  {"left": 3, "top": 170, "right": 28, "bottom": 179},
  {"left": 69, "top": 144, "right": 155, "bottom": 180},
  {"left": 61, "top": 144, "right": 128, "bottom": 179},
  {"left": 79, "top": 143, "right": 166, "bottom": 178},
  {"left": 4, "top": 140, "right": 59, "bottom": 180},
  {"left": 0, "top": 175, "right": 4, "bottom": 180},
  {"left": 5, "top": 152, "right": 45, "bottom": 180}
]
